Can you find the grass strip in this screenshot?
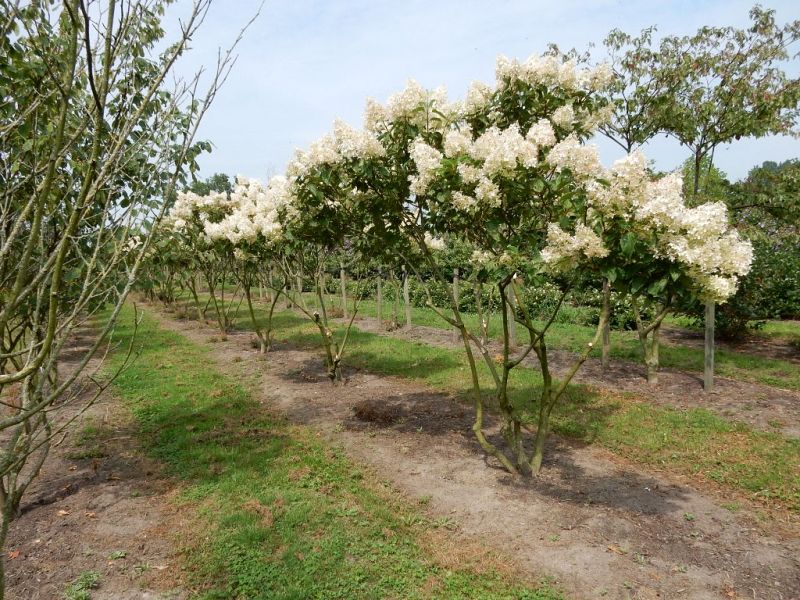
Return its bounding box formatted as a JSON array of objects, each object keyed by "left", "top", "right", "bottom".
[{"left": 352, "top": 299, "right": 800, "bottom": 392}]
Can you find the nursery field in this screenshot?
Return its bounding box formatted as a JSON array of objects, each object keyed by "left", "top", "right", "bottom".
[
  {"left": 181, "top": 292, "right": 800, "bottom": 506},
  {"left": 5, "top": 298, "right": 799, "bottom": 599},
  {"left": 4, "top": 4, "right": 800, "bottom": 600}
]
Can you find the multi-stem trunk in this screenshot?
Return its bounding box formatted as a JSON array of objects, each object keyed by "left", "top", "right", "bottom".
[
  {"left": 506, "top": 276, "right": 609, "bottom": 475},
  {"left": 0, "top": 501, "right": 10, "bottom": 600},
  {"left": 186, "top": 275, "right": 203, "bottom": 321},
  {"left": 529, "top": 341, "right": 554, "bottom": 474},
  {"left": 473, "top": 279, "right": 490, "bottom": 347},
  {"left": 407, "top": 255, "right": 516, "bottom": 474},
  {"left": 631, "top": 297, "right": 670, "bottom": 385},
  {"left": 243, "top": 285, "right": 268, "bottom": 353}
]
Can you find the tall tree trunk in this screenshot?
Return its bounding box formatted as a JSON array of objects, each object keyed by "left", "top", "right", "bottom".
[
  {"left": 704, "top": 300, "right": 715, "bottom": 392},
  {"left": 376, "top": 275, "right": 383, "bottom": 326},
  {"left": 340, "top": 262, "right": 348, "bottom": 319},
  {"left": 402, "top": 266, "right": 411, "bottom": 328},
  {"left": 451, "top": 268, "right": 459, "bottom": 342},
  {"left": 601, "top": 279, "right": 611, "bottom": 371}
]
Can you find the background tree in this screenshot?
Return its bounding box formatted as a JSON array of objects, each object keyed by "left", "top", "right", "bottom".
[
  {"left": 608, "top": 6, "right": 800, "bottom": 389},
  {"left": 189, "top": 172, "right": 233, "bottom": 197},
  {"left": 679, "top": 159, "right": 800, "bottom": 336}
]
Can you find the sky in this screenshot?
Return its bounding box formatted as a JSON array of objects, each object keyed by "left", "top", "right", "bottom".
[{"left": 168, "top": 0, "right": 800, "bottom": 183}]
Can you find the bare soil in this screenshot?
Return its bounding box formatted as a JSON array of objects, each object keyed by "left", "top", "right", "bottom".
[
  {"left": 4, "top": 333, "right": 186, "bottom": 600},
  {"left": 153, "top": 310, "right": 800, "bottom": 600},
  {"left": 348, "top": 316, "right": 800, "bottom": 439}
]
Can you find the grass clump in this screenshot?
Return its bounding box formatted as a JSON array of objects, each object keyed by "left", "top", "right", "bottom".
[{"left": 64, "top": 570, "right": 101, "bottom": 600}]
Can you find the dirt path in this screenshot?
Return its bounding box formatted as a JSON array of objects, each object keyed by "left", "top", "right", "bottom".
[
  {"left": 346, "top": 316, "right": 800, "bottom": 439},
  {"left": 5, "top": 333, "right": 186, "bottom": 600},
  {"left": 153, "top": 309, "right": 800, "bottom": 600}
]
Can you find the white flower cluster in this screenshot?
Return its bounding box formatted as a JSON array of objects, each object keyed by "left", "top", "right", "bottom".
[
  {"left": 474, "top": 177, "right": 501, "bottom": 207},
  {"left": 526, "top": 119, "right": 557, "bottom": 148},
  {"left": 365, "top": 80, "right": 454, "bottom": 131},
  {"left": 541, "top": 223, "right": 609, "bottom": 265},
  {"left": 332, "top": 119, "right": 385, "bottom": 160},
  {"left": 550, "top": 104, "right": 575, "bottom": 128},
  {"left": 464, "top": 81, "right": 494, "bottom": 113},
  {"left": 443, "top": 127, "right": 473, "bottom": 158},
  {"left": 585, "top": 151, "right": 649, "bottom": 215},
  {"left": 546, "top": 134, "right": 603, "bottom": 179},
  {"left": 424, "top": 233, "right": 446, "bottom": 251},
  {"left": 411, "top": 118, "right": 561, "bottom": 203},
  {"left": 579, "top": 157, "right": 753, "bottom": 302},
  {"left": 495, "top": 54, "right": 614, "bottom": 92},
  {"left": 451, "top": 191, "right": 477, "bottom": 211},
  {"left": 409, "top": 138, "right": 443, "bottom": 196},
  {"left": 165, "top": 189, "right": 237, "bottom": 234},
  {"left": 287, "top": 119, "right": 384, "bottom": 178},
  {"left": 181, "top": 175, "right": 292, "bottom": 248},
  {"left": 470, "top": 124, "right": 538, "bottom": 176}
]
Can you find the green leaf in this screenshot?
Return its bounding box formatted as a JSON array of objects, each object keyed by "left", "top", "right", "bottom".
[{"left": 620, "top": 233, "right": 637, "bottom": 257}]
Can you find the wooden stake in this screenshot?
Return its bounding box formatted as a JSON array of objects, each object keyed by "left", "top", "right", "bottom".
[
  {"left": 452, "top": 268, "right": 460, "bottom": 342},
  {"left": 340, "top": 262, "right": 347, "bottom": 319},
  {"left": 704, "top": 300, "right": 715, "bottom": 391},
  {"left": 402, "top": 265, "right": 411, "bottom": 328},
  {"left": 376, "top": 275, "right": 383, "bottom": 325},
  {"left": 602, "top": 279, "right": 611, "bottom": 371}
]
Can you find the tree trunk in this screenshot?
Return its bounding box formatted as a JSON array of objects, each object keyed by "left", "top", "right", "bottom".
[
  {"left": 474, "top": 279, "right": 489, "bottom": 347},
  {"left": 506, "top": 286, "right": 517, "bottom": 349},
  {"left": 244, "top": 285, "right": 267, "bottom": 353},
  {"left": 295, "top": 274, "right": 306, "bottom": 311},
  {"left": 529, "top": 377, "right": 553, "bottom": 475}
]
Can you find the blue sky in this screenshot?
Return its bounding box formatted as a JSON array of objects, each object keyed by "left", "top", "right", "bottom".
[{"left": 171, "top": 0, "right": 800, "bottom": 182}]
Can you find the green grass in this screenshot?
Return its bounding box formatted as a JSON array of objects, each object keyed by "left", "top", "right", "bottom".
[
  {"left": 345, "top": 297, "right": 800, "bottom": 391},
  {"left": 108, "top": 305, "right": 562, "bottom": 600},
  {"left": 761, "top": 319, "right": 800, "bottom": 343},
  {"left": 65, "top": 420, "right": 110, "bottom": 460},
  {"left": 212, "top": 301, "right": 800, "bottom": 513},
  {"left": 64, "top": 570, "right": 101, "bottom": 600},
  {"left": 182, "top": 289, "right": 800, "bottom": 390}
]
